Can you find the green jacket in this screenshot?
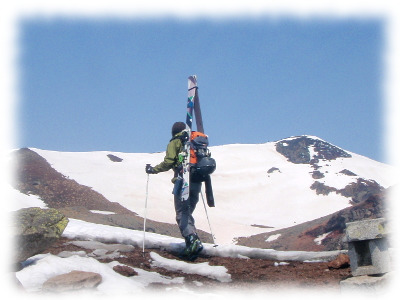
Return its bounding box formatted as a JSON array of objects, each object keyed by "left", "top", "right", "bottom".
[{"left": 153, "top": 131, "right": 184, "bottom": 182}]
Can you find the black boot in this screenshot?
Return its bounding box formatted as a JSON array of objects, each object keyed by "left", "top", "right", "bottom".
[{"left": 181, "top": 234, "right": 203, "bottom": 261}]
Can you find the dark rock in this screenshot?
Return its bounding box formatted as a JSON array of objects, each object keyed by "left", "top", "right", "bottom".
[
  {"left": 267, "top": 167, "right": 281, "bottom": 174},
  {"left": 309, "top": 178, "right": 383, "bottom": 205},
  {"left": 276, "top": 137, "right": 310, "bottom": 164},
  {"left": 107, "top": 154, "right": 123, "bottom": 162},
  {"left": 276, "top": 136, "right": 351, "bottom": 164},
  {"left": 339, "top": 179, "right": 383, "bottom": 204},
  {"left": 312, "top": 171, "right": 325, "bottom": 179},
  {"left": 42, "top": 270, "right": 102, "bottom": 292},
  {"left": 13, "top": 207, "right": 69, "bottom": 265},
  {"left": 310, "top": 181, "right": 337, "bottom": 195},
  {"left": 340, "top": 169, "right": 357, "bottom": 176},
  {"left": 113, "top": 265, "right": 138, "bottom": 277}
]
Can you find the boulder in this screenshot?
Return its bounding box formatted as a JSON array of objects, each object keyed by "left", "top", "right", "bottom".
[
  {"left": 328, "top": 253, "right": 350, "bottom": 269},
  {"left": 340, "top": 272, "right": 392, "bottom": 293},
  {"left": 13, "top": 207, "right": 69, "bottom": 264},
  {"left": 42, "top": 270, "right": 102, "bottom": 292},
  {"left": 113, "top": 265, "right": 138, "bottom": 277}
]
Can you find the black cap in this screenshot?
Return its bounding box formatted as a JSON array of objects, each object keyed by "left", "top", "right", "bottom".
[{"left": 171, "top": 122, "right": 186, "bottom": 136}]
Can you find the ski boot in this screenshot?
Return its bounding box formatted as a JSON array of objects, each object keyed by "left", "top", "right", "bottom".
[{"left": 180, "top": 234, "right": 203, "bottom": 261}]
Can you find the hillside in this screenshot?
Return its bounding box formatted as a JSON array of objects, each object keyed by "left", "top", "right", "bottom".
[{"left": 10, "top": 135, "right": 398, "bottom": 250}]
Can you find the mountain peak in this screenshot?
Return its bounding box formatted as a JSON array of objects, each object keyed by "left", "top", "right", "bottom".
[{"left": 275, "top": 135, "right": 352, "bottom": 164}]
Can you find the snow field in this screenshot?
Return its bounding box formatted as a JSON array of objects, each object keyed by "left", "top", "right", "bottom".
[{"left": 31, "top": 141, "right": 398, "bottom": 244}]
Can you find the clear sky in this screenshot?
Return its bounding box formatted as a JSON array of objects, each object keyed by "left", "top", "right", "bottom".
[{"left": 17, "top": 15, "right": 385, "bottom": 161}]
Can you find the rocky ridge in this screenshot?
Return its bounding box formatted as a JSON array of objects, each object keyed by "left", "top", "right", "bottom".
[{"left": 236, "top": 136, "right": 388, "bottom": 250}]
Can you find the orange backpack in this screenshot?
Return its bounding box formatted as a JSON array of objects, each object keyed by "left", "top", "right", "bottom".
[
  {"left": 190, "top": 131, "right": 209, "bottom": 164},
  {"left": 189, "top": 131, "right": 216, "bottom": 181}
]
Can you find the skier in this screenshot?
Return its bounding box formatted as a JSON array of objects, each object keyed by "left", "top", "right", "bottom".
[{"left": 145, "top": 121, "right": 203, "bottom": 260}]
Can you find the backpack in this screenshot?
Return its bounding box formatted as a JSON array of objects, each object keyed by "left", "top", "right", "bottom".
[
  {"left": 173, "top": 131, "right": 216, "bottom": 182},
  {"left": 189, "top": 131, "right": 216, "bottom": 182}
]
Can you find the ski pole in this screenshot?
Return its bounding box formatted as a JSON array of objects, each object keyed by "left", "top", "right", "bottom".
[
  {"left": 143, "top": 167, "right": 150, "bottom": 255},
  {"left": 200, "top": 190, "right": 217, "bottom": 247}
]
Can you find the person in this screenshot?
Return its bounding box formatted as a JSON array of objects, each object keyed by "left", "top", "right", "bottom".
[{"left": 145, "top": 121, "right": 203, "bottom": 259}]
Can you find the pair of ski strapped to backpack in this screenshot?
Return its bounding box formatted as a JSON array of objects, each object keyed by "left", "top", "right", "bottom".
[
  {"left": 175, "top": 75, "right": 216, "bottom": 207},
  {"left": 174, "top": 130, "right": 216, "bottom": 180}
]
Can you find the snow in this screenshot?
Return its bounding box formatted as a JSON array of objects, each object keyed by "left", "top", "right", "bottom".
[
  {"left": 9, "top": 138, "right": 400, "bottom": 296},
  {"left": 61, "top": 218, "right": 345, "bottom": 261},
  {"left": 89, "top": 210, "right": 115, "bottom": 215},
  {"left": 30, "top": 140, "right": 399, "bottom": 244},
  {"left": 150, "top": 252, "right": 231, "bottom": 282},
  {"left": 266, "top": 234, "right": 281, "bottom": 242},
  {"left": 274, "top": 262, "right": 290, "bottom": 266},
  {"left": 17, "top": 254, "right": 145, "bottom": 294},
  {"left": 314, "top": 232, "right": 332, "bottom": 245},
  {"left": 9, "top": 185, "right": 47, "bottom": 210}
]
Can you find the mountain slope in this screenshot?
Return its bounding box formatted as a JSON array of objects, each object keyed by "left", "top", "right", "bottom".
[
  {"left": 11, "top": 135, "right": 398, "bottom": 248},
  {"left": 236, "top": 191, "right": 387, "bottom": 251},
  {"left": 11, "top": 148, "right": 213, "bottom": 242}
]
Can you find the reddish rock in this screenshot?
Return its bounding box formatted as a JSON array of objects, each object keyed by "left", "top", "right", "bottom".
[
  {"left": 113, "top": 265, "right": 138, "bottom": 277},
  {"left": 328, "top": 254, "right": 350, "bottom": 269},
  {"left": 42, "top": 270, "right": 102, "bottom": 292}
]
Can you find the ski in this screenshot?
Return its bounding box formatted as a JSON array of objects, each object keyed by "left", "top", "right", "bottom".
[
  {"left": 193, "top": 81, "right": 204, "bottom": 133},
  {"left": 191, "top": 77, "right": 215, "bottom": 207},
  {"left": 180, "top": 75, "right": 197, "bottom": 201},
  {"left": 181, "top": 75, "right": 215, "bottom": 208}
]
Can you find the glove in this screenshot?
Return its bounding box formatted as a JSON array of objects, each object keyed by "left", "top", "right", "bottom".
[{"left": 145, "top": 164, "right": 157, "bottom": 174}]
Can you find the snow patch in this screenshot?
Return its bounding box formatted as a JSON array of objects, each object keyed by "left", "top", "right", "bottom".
[
  {"left": 314, "top": 231, "right": 332, "bottom": 245},
  {"left": 274, "top": 262, "right": 290, "bottom": 266},
  {"left": 16, "top": 254, "right": 144, "bottom": 294},
  {"left": 62, "top": 219, "right": 345, "bottom": 262},
  {"left": 150, "top": 252, "right": 232, "bottom": 283},
  {"left": 266, "top": 234, "right": 281, "bottom": 242},
  {"left": 57, "top": 251, "right": 87, "bottom": 258},
  {"left": 70, "top": 240, "right": 135, "bottom": 252},
  {"left": 8, "top": 185, "right": 46, "bottom": 211},
  {"left": 90, "top": 210, "right": 115, "bottom": 215}
]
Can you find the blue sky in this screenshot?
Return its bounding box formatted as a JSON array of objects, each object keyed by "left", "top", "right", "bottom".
[{"left": 18, "top": 16, "right": 385, "bottom": 161}]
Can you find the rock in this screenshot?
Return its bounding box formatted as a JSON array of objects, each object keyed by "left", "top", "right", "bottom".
[
  {"left": 13, "top": 207, "right": 69, "bottom": 264},
  {"left": 113, "top": 265, "right": 138, "bottom": 277},
  {"left": 107, "top": 154, "right": 123, "bottom": 162},
  {"left": 267, "top": 167, "right": 280, "bottom": 174},
  {"left": 328, "top": 253, "right": 350, "bottom": 269},
  {"left": 340, "top": 272, "right": 392, "bottom": 293},
  {"left": 42, "top": 270, "right": 102, "bottom": 292},
  {"left": 340, "top": 169, "right": 357, "bottom": 176},
  {"left": 345, "top": 218, "right": 391, "bottom": 276},
  {"left": 275, "top": 136, "right": 351, "bottom": 164},
  {"left": 340, "top": 178, "right": 384, "bottom": 204},
  {"left": 310, "top": 181, "right": 337, "bottom": 195},
  {"left": 311, "top": 170, "right": 325, "bottom": 179}
]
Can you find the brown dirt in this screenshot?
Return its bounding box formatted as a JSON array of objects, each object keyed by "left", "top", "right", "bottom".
[{"left": 43, "top": 237, "right": 351, "bottom": 293}]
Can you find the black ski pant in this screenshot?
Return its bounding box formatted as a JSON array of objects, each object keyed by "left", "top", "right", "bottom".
[{"left": 173, "top": 180, "right": 202, "bottom": 238}]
